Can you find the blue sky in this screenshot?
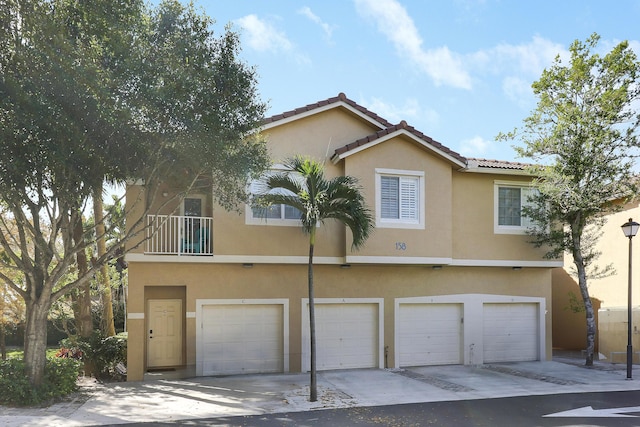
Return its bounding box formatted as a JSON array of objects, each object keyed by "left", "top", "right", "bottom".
[{"left": 202, "top": 0, "right": 640, "bottom": 163}]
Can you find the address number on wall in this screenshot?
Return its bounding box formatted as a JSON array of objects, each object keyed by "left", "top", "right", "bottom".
[{"left": 395, "top": 242, "right": 407, "bottom": 250}]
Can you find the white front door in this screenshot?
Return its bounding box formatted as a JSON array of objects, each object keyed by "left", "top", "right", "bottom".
[{"left": 147, "top": 299, "right": 183, "bottom": 368}]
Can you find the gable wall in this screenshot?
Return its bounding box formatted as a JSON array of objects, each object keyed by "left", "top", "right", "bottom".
[
  {"left": 343, "top": 135, "right": 453, "bottom": 258},
  {"left": 211, "top": 108, "right": 383, "bottom": 258}
]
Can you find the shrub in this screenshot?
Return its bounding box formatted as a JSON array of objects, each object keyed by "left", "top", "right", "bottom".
[
  {"left": 0, "top": 357, "right": 81, "bottom": 406},
  {"left": 60, "top": 331, "right": 127, "bottom": 381}
]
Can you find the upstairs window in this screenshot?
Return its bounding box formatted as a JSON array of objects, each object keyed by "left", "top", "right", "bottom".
[
  {"left": 376, "top": 169, "right": 424, "bottom": 229},
  {"left": 246, "top": 168, "right": 302, "bottom": 226},
  {"left": 494, "top": 181, "right": 536, "bottom": 234}
]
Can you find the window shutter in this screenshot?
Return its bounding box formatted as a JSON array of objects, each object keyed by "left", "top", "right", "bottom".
[
  {"left": 381, "top": 176, "right": 399, "bottom": 219},
  {"left": 399, "top": 177, "right": 419, "bottom": 221}
]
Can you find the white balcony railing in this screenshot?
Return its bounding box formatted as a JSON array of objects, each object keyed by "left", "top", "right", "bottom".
[{"left": 145, "top": 215, "right": 213, "bottom": 255}]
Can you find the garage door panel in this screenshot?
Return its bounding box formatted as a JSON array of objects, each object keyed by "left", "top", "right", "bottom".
[
  {"left": 305, "top": 303, "right": 379, "bottom": 371},
  {"left": 398, "top": 303, "right": 462, "bottom": 367},
  {"left": 483, "top": 303, "right": 538, "bottom": 363},
  {"left": 201, "top": 304, "right": 283, "bottom": 375}
]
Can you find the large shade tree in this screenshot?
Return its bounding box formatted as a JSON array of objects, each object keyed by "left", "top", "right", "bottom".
[
  {"left": 255, "top": 156, "right": 374, "bottom": 402},
  {"left": 498, "top": 33, "right": 640, "bottom": 366},
  {"left": 0, "top": 0, "right": 268, "bottom": 386}
]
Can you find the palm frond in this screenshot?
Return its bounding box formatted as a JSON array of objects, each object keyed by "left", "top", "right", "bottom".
[{"left": 253, "top": 155, "right": 374, "bottom": 247}]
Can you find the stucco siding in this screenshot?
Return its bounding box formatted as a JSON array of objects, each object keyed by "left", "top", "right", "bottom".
[{"left": 126, "top": 262, "right": 552, "bottom": 380}]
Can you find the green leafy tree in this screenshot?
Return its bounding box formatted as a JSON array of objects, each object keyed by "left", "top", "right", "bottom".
[
  {"left": 498, "top": 33, "right": 640, "bottom": 366},
  {"left": 0, "top": 0, "right": 268, "bottom": 386},
  {"left": 255, "top": 157, "right": 374, "bottom": 401}
]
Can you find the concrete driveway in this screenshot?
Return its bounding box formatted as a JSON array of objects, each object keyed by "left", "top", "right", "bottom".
[{"left": 2, "top": 357, "right": 640, "bottom": 426}]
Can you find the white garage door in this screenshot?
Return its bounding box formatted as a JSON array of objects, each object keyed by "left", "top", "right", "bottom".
[
  {"left": 397, "top": 303, "right": 462, "bottom": 366},
  {"left": 304, "top": 303, "right": 379, "bottom": 371},
  {"left": 200, "top": 304, "right": 283, "bottom": 375},
  {"left": 483, "top": 303, "right": 539, "bottom": 363}
]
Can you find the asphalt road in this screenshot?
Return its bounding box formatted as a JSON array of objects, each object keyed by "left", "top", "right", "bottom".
[{"left": 117, "top": 390, "right": 640, "bottom": 427}]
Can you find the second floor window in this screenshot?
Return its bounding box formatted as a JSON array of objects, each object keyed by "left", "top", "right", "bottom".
[
  {"left": 251, "top": 204, "right": 301, "bottom": 220},
  {"left": 246, "top": 168, "right": 302, "bottom": 226},
  {"left": 376, "top": 168, "right": 424, "bottom": 229},
  {"left": 494, "top": 181, "right": 536, "bottom": 234}
]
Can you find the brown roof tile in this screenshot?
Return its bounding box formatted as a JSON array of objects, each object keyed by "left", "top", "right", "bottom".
[
  {"left": 466, "top": 158, "right": 532, "bottom": 170},
  {"left": 333, "top": 120, "right": 467, "bottom": 165},
  {"left": 263, "top": 94, "right": 531, "bottom": 173},
  {"left": 262, "top": 92, "right": 394, "bottom": 128}
]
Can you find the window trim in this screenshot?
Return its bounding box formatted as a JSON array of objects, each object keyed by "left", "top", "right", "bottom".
[
  {"left": 375, "top": 168, "right": 425, "bottom": 229},
  {"left": 245, "top": 165, "right": 303, "bottom": 227},
  {"left": 494, "top": 180, "right": 535, "bottom": 235}
]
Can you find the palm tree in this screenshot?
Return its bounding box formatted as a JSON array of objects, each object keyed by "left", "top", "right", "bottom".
[{"left": 255, "top": 156, "right": 374, "bottom": 402}]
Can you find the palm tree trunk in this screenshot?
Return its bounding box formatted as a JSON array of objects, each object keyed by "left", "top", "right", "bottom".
[
  {"left": 308, "top": 227, "right": 317, "bottom": 402},
  {"left": 72, "top": 212, "right": 93, "bottom": 338},
  {"left": 93, "top": 187, "right": 115, "bottom": 337}
]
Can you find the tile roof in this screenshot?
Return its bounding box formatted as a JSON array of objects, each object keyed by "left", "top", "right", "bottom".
[
  {"left": 332, "top": 120, "right": 467, "bottom": 166},
  {"left": 262, "top": 93, "right": 532, "bottom": 173},
  {"left": 465, "top": 158, "right": 532, "bottom": 170},
  {"left": 262, "top": 92, "right": 393, "bottom": 128}
]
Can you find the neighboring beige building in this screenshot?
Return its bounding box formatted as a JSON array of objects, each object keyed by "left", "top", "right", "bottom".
[
  {"left": 124, "top": 93, "right": 561, "bottom": 381},
  {"left": 553, "top": 199, "right": 640, "bottom": 362}
]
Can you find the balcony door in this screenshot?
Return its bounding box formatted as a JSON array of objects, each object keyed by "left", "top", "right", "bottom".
[{"left": 181, "top": 195, "right": 205, "bottom": 250}]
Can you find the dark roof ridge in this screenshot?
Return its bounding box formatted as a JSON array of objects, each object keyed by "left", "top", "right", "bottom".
[
  {"left": 466, "top": 157, "right": 532, "bottom": 170},
  {"left": 262, "top": 93, "right": 394, "bottom": 128},
  {"left": 333, "top": 121, "right": 467, "bottom": 165}
]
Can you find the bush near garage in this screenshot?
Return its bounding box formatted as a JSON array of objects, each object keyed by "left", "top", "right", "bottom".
[{"left": 60, "top": 331, "right": 127, "bottom": 381}]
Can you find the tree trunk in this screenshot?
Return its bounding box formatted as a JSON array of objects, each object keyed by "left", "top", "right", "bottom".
[
  {"left": 73, "top": 213, "right": 93, "bottom": 338},
  {"left": 308, "top": 228, "right": 317, "bottom": 402},
  {"left": 93, "top": 187, "right": 115, "bottom": 337},
  {"left": 572, "top": 225, "right": 595, "bottom": 366},
  {"left": 23, "top": 298, "right": 50, "bottom": 386},
  {"left": 1, "top": 325, "right": 6, "bottom": 360}
]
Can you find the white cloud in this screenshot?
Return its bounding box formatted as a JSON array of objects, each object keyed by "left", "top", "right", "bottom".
[
  {"left": 298, "top": 7, "right": 335, "bottom": 40},
  {"left": 502, "top": 76, "right": 534, "bottom": 109},
  {"left": 354, "top": 0, "right": 472, "bottom": 90},
  {"left": 491, "top": 35, "right": 567, "bottom": 76},
  {"left": 235, "top": 14, "right": 311, "bottom": 65},
  {"left": 459, "top": 135, "right": 492, "bottom": 157},
  {"left": 235, "top": 14, "right": 293, "bottom": 53},
  {"left": 362, "top": 97, "right": 441, "bottom": 130}
]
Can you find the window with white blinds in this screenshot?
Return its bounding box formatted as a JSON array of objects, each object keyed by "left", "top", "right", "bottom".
[
  {"left": 245, "top": 168, "right": 303, "bottom": 226},
  {"left": 376, "top": 169, "right": 424, "bottom": 229},
  {"left": 494, "top": 181, "right": 537, "bottom": 234}
]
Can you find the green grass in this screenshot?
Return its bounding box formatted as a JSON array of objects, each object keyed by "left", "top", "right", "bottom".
[{"left": 5, "top": 348, "right": 59, "bottom": 359}]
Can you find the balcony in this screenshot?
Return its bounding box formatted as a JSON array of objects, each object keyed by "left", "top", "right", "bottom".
[{"left": 145, "top": 215, "right": 213, "bottom": 255}]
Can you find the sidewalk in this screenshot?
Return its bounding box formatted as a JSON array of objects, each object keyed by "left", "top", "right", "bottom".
[{"left": 2, "top": 357, "right": 640, "bottom": 426}]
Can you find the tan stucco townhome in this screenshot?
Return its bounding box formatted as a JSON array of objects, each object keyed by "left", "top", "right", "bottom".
[
  {"left": 553, "top": 199, "right": 640, "bottom": 363},
  {"left": 124, "top": 93, "right": 562, "bottom": 381}
]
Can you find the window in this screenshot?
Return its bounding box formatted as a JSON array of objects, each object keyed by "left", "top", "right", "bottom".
[
  {"left": 376, "top": 169, "right": 424, "bottom": 229},
  {"left": 246, "top": 168, "right": 302, "bottom": 226},
  {"left": 251, "top": 204, "right": 301, "bottom": 221},
  {"left": 494, "top": 181, "right": 536, "bottom": 234}
]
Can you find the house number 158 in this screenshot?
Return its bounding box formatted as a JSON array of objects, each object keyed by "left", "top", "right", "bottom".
[{"left": 395, "top": 242, "right": 407, "bottom": 250}]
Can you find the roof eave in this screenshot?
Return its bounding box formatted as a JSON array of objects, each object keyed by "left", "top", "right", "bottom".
[
  {"left": 332, "top": 129, "right": 467, "bottom": 168},
  {"left": 260, "top": 101, "right": 389, "bottom": 132}
]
